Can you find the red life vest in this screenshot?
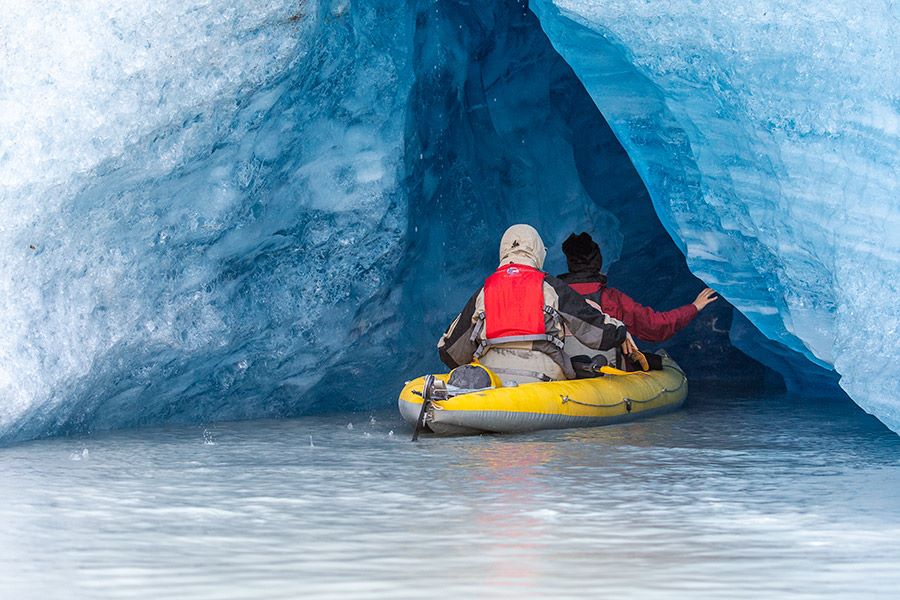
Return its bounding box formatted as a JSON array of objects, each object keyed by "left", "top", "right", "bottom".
[
  {"left": 483, "top": 263, "right": 547, "bottom": 341},
  {"left": 568, "top": 281, "right": 602, "bottom": 295}
]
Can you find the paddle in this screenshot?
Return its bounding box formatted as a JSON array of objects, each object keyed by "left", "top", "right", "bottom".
[{"left": 411, "top": 374, "right": 435, "bottom": 442}]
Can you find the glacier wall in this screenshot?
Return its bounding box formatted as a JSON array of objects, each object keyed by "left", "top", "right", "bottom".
[
  {"left": 0, "top": 0, "right": 416, "bottom": 441},
  {"left": 0, "top": 0, "right": 892, "bottom": 443},
  {"left": 531, "top": 0, "right": 899, "bottom": 429}
]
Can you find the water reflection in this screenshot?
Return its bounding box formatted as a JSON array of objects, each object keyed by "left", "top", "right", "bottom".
[{"left": 462, "top": 441, "right": 559, "bottom": 592}]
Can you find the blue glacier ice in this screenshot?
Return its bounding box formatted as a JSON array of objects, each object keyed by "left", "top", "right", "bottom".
[
  {"left": 0, "top": 0, "right": 416, "bottom": 441},
  {"left": 530, "top": 0, "right": 899, "bottom": 428},
  {"left": 0, "top": 0, "right": 896, "bottom": 444}
]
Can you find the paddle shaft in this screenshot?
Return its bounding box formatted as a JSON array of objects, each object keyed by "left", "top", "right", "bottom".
[{"left": 411, "top": 374, "right": 434, "bottom": 442}]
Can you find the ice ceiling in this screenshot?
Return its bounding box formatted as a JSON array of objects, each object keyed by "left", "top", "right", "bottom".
[{"left": 0, "top": 0, "right": 896, "bottom": 443}]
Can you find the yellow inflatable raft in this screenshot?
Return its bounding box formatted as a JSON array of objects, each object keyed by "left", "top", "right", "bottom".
[{"left": 398, "top": 357, "right": 687, "bottom": 436}]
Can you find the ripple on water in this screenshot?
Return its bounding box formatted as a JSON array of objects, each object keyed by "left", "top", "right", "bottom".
[{"left": 0, "top": 393, "right": 899, "bottom": 599}]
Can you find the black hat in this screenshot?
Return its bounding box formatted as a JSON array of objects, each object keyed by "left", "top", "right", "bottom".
[{"left": 562, "top": 232, "right": 603, "bottom": 274}]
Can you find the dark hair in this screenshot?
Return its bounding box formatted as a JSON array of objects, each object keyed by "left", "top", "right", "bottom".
[{"left": 562, "top": 232, "right": 603, "bottom": 274}]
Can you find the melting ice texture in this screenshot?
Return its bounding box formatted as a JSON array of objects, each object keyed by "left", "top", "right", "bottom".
[
  {"left": 0, "top": 0, "right": 697, "bottom": 443},
  {"left": 532, "top": 0, "right": 900, "bottom": 429},
  {"left": 0, "top": 0, "right": 897, "bottom": 442},
  {"left": 0, "top": 0, "right": 415, "bottom": 441}
]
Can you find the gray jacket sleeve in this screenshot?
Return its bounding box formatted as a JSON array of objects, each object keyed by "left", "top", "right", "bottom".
[
  {"left": 437, "top": 289, "right": 481, "bottom": 369},
  {"left": 546, "top": 275, "right": 626, "bottom": 350}
]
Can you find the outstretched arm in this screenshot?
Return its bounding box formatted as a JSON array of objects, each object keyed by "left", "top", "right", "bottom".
[{"left": 605, "top": 287, "right": 711, "bottom": 342}]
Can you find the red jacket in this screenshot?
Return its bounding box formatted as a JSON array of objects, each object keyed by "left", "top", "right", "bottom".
[{"left": 561, "top": 276, "right": 697, "bottom": 343}]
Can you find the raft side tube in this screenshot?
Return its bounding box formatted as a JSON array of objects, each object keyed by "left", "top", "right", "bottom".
[{"left": 398, "top": 359, "right": 687, "bottom": 435}]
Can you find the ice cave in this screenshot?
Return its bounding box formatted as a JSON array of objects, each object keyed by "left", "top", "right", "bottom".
[{"left": 0, "top": 0, "right": 897, "bottom": 444}]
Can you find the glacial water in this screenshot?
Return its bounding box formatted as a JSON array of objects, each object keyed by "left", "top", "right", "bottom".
[{"left": 2, "top": 392, "right": 898, "bottom": 600}]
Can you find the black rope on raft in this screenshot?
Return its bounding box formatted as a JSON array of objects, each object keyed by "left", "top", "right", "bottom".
[{"left": 559, "top": 365, "right": 687, "bottom": 409}]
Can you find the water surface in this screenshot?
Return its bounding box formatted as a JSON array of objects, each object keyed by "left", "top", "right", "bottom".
[{"left": 2, "top": 392, "right": 898, "bottom": 599}]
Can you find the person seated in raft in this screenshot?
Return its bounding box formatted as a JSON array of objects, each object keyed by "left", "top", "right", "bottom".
[
  {"left": 437, "top": 224, "right": 628, "bottom": 385},
  {"left": 558, "top": 232, "right": 718, "bottom": 371}
]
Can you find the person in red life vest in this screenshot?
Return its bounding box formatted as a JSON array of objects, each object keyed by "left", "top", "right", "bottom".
[
  {"left": 558, "top": 232, "right": 718, "bottom": 369},
  {"left": 438, "top": 224, "right": 627, "bottom": 384}
]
